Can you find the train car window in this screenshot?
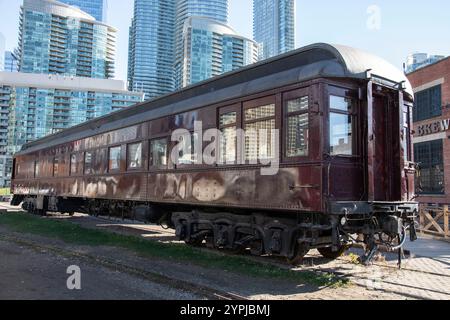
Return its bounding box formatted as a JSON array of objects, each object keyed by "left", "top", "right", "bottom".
[
  {"left": 285, "top": 96, "right": 309, "bottom": 157},
  {"left": 96, "top": 149, "right": 108, "bottom": 174},
  {"left": 175, "top": 133, "right": 199, "bottom": 165},
  {"left": 245, "top": 104, "right": 275, "bottom": 121},
  {"left": 84, "top": 152, "right": 93, "bottom": 175},
  {"left": 70, "top": 153, "right": 84, "bottom": 176},
  {"left": 150, "top": 138, "right": 168, "bottom": 167},
  {"left": 220, "top": 112, "right": 237, "bottom": 126},
  {"left": 109, "top": 146, "right": 122, "bottom": 171},
  {"left": 70, "top": 154, "right": 77, "bottom": 175},
  {"left": 329, "top": 95, "right": 353, "bottom": 156},
  {"left": 330, "top": 95, "right": 352, "bottom": 112},
  {"left": 244, "top": 104, "right": 276, "bottom": 161},
  {"left": 34, "top": 160, "right": 39, "bottom": 178},
  {"left": 53, "top": 157, "right": 59, "bottom": 177},
  {"left": 127, "top": 142, "right": 142, "bottom": 169},
  {"left": 219, "top": 112, "right": 237, "bottom": 164}
]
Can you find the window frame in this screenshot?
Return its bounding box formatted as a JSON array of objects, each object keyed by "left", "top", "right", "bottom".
[
  {"left": 282, "top": 88, "right": 310, "bottom": 161},
  {"left": 149, "top": 137, "right": 169, "bottom": 170},
  {"left": 34, "top": 159, "right": 39, "bottom": 178},
  {"left": 414, "top": 85, "right": 442, "bottom": 122},
  {"left": 70, "top": 152, "right": 85, "bottom": 177},
  {"left": 108, "top": 145, "right": 122, "bottom": 173},
  {"left": 70, "top": 153, "right": 77, "bottom": 176},
  {"left": 328, "top": 88, "right": 358, "bottom": 158},
  {"left": 53, "top": 156, "right": 59, "bottom": 177},
  {"left": 172, "top": 131, "right": 201, "bottom": 167},
  {"left": 218, "top": 103, "right": 242, "bottom": 166},
  {"left": 242, "top": 95, "right": 277, "bottom": 164},
  {"left": 84, "top": 151, "right": 93, "bottom": 175},
  {"left": 402, "top": 103, "right": 413, "bottom": 163},
  {"left": 127, "top": 142, "right": 143, "bottom": 171},
  {"left": 414, "top": 139, "right": 445, "bottom": 195}
]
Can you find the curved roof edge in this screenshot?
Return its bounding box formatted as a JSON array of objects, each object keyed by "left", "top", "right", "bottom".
[
  {"left": 17, "top": 43, "right": 412, "bottom": 155},
  {"left": 329, "top": 44, "right": 413, "bottom": 95}
]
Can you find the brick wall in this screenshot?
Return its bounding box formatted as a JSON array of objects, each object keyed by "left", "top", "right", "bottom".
[{"left": 408, "top": 57, "right": 450, "bottom": 205}]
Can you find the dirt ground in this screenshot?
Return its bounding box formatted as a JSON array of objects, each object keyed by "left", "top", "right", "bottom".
[{"left": 1, "top": 204, "right": 449, "bottom": 300}]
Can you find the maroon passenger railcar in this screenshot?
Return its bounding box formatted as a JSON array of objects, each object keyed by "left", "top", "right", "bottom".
[{"left": 11, "top": 44, "right": 419, "bottom": 264}]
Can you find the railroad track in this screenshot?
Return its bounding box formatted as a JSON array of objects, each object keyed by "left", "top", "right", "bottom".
[{"left": 0, "top": 232, "right": 248, "bottom": 301}]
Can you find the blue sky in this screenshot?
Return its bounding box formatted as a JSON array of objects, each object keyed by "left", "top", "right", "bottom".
[{"left": 1, "top": 0, "right": 450, "bottom": 82}]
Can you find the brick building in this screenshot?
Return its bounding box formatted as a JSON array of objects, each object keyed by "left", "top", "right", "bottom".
[{"left": 407, "top": 57, "right": 450, "bottom": 205}]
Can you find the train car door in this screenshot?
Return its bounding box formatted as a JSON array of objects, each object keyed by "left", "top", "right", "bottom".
[
  {"left": 326, "top": 85, "right": 365, "bottom": 202},
  {"left": 367, "top": 83, "right": 407, "bottom": 202}
]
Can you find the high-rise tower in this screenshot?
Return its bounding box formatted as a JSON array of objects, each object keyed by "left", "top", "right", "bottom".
[
  {"left": 174, "top": 0, "right": 228, "bottom": 89},
  {"left": 253, "top": 0, "right": 295, "bottom": 60},
  {"left": 178, "top": 17, "right": 259, "bottom": 88},
  {"left": 18, "top": 0, "right": 116, "bottom": 79},
  {"left": 59, "top": 0, "right": 107, "bottom": 22},
  {"left": 127, "top": 0, "right": 176, "bottom": 100}
]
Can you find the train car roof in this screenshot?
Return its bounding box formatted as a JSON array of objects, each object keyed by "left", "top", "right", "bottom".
[{"left": 17, "top": 43, "right": 412, "bottom": 155}]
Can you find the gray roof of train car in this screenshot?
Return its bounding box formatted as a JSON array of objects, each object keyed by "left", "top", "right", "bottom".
[{"left": 17, "top": 43, "right": 412, "bottom": 156}]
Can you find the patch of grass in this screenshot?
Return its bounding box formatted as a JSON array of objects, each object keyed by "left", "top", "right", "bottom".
[
  {"left": 0, "top": 213, "right": 348, "bottom": 287},
  {"left": 347, "top": 253, "right": 361, "bottom": 265}
]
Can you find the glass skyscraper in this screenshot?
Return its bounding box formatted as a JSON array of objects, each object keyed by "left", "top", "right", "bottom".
[
  {"left": 178, "top": 17, "right": 259, "bottom": 88},
  {"left": 0, "top": 71, "right": 144, "bottom": 186},
  {"left": 18, "top": 0, "right": 117, "bottom": 79},
  {"left": 128, "top": 0, "right": 233, "bottom": 98},
  {"left": 253, "top": 0, "right": 295, "bottom": 60},
  {"left": 174, "top": 0, "right": 229, "bottom": 88},
  {"left": 405, "top": 53, "right": 446, "bottom": 73},
  {"left": 58, "top": 0, "right": 108, "bottom": 22},
  {"left": 4, "top": 51, "right": 20, "bottom": 73},
  {"left": 127, "top": 0, "right": 176, "bottom": 100}
]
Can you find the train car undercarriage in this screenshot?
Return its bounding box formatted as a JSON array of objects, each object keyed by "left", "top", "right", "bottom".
[{"left": 12, "top": 195, "right": 419, "bottom": 266}]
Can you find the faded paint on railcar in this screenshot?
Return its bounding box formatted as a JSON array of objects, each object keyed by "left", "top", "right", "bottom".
[
  {"left": 34, "top": 174, "right": 148, "bottom": 201},
  {"left": 147, "top": 166, "right": 322, "bottom": 212}
]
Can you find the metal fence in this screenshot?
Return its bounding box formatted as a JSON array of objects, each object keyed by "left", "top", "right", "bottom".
[{"left": 419, "top": 204, "right": 450, "bottom": 239}]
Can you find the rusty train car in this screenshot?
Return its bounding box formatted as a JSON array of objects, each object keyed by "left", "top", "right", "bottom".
[{"left": 11, "top": 43, "right": 419, "bottom": 264}]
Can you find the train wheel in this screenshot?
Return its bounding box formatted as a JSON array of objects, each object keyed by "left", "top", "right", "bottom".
[
  {"left": 250, "top": 240, "right": 263, "bottom": 256},
  {"left": 185, "top": 237, "right": 204, "bottom": 247},
  {"left": 205, "top": 236, "right": 215, "bottom": 249},
  {"left": 318, "top": 245, "right": 348, "bottom": 260},
  {"left": 286, "top": 244, "right": 309, "bottom": 266}
]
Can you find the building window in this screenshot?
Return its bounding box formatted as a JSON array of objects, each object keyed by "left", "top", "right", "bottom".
[
  {"left": 219, "top": 111, "right": 237, "bottom": 164},
  {"left": 329, "top": 95, "right": 353, "bottom": 156},
  {"left": 414, "top": 85, "right": 442, "bottom": 122},
  {"left": 109, "top": 146, "right": 122, "bottom": 171},
  {"left": 414, "top": 140, "right": 445, "bottom": 195},
  {"left": 127, "top": 142, "right": 142, "bottom": 169},
  {"left": 244, "top": 104, "right": 276, "bottom": 161},
  {"left": 150, "top": 138, "right": 168, "bottom": 167},
  {"left": 285, "top": 96, "right": 309, "bottom": 157}
]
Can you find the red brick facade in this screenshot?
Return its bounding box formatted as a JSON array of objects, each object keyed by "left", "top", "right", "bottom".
[{"left": 407, "top": 57, "right": 450, "bottom": 205}]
